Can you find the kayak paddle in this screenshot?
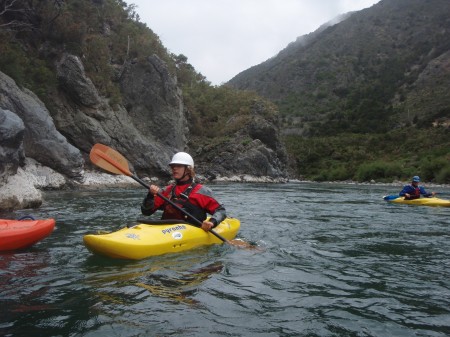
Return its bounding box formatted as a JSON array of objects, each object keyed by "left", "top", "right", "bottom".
[
  {"left": 90, "top": 143, "right": 250, "bottom": 247},
  {"left": 383, "top": 195, "right": 400, "bottom": 201}
]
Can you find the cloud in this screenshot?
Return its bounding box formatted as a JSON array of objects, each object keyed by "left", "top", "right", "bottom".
[{"left": 131, "top": 0, "right": 381, "bottom": 85}]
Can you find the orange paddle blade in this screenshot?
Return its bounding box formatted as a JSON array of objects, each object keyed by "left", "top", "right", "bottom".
[
  {"left": 228, "top": 239, "right": 260, "bottom": 250},
  {"left": 90, "top": 143, "right": 132, "bottom": 176}
]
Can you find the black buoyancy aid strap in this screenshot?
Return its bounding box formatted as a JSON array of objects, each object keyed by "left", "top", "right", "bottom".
[
  {"left": 166, "top": 182, "right": 206, "bottom": 223},
  {"left": 170, "top": 182, "right": 198, "bottom": 201}
]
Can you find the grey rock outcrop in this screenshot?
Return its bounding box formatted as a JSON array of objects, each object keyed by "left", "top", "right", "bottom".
[
  {"left": 0, "top": 167, "right": 43, "bottom": 211},
  {"left": 51, "top": 53, "right": 185, "bottom": 177},
  {"left": 57, "top": 54, "right": 102, "bottom": 109},
  {"left": 120, "top": 55, "right": 187, "bottom": 150},
  {"left": 199, "top": 137, "right": 287, "bottom": 180},
  {"left": 0, "top": 72, "right": 84, "bottom": 179},
  {"left": 0, "top": 108, "right": 25, "bottom": 184},
  {"left": 193, "top": 100, "right": 287, "bottom": 179}
]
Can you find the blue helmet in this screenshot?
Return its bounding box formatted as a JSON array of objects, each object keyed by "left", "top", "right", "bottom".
[{"left": 412, "top": 176, "right": 420, "bottom": 182}]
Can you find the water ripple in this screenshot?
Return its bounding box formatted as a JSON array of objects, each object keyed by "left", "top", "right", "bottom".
[{"left": 1, "top": 183, "right": 450, "bottom": 336}]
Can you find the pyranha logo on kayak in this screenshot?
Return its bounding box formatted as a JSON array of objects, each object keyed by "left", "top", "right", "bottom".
[
  {"left": 172, "top": 232, "right": 183, "bottom": 240},
  {"left": 161, "top": 225, "right": 187, "bottom": 235},
  {"left": 125, "top": 233, "right": 140, "bottom": 240}
]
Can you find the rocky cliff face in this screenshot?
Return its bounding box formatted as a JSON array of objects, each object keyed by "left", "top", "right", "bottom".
[
  {"left": 0, "top": 52, "right": 287, "bottom": 211},
  {"left": 0, "top": 72, "right": 83, "bottom": 179},
  {"left": 51, "top": 53, "right": 179, "bottom": 176},
  {"left": 192, "top": 100, "right": 287, "bottom": 180},
  {"left": 0, "top": 108, "right": 25, "bottom": 184}
]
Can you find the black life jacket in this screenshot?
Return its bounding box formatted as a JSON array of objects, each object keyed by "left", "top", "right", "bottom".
[{"left": 161, "top": 183, "right": 207, "bottom": 224}]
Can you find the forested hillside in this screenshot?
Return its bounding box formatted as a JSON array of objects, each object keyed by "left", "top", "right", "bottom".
[
  {"left": 228, "top": 0, "right": 450, "bottom": 182},
  {"left": 1, "top": 0, "right": 448, "bottom": 184}
]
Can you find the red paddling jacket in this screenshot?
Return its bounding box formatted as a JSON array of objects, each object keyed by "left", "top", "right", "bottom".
[{"left": 141, "top": 179, "right": 226, "bottom": 227}]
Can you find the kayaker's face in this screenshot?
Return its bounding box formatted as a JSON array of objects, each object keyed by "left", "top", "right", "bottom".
[{"left": 170, "top": 164, "right": 189, "bottom": 181}]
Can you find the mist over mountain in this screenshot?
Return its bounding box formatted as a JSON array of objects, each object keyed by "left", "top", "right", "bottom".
[{"left": 228, "top": 0, "right": 450, "bottom": 136}]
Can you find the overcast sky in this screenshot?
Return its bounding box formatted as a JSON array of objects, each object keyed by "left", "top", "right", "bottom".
[{"left": 130, "top": 0, "right": 381, "bottom": 85}]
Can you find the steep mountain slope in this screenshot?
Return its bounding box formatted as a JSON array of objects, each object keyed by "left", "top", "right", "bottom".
[{"left": 228, "top": 0, "right": 450, "bottom": 136}]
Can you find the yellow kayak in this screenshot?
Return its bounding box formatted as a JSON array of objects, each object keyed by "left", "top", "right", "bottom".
[
  {"left": 383, "top": 195, "right": 450, "bottom": 207},
  {"left": 83, "top": 218, "right": 240, "bottom": 260}
]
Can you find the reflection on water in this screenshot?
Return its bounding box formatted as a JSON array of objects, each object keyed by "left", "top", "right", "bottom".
[
  {"left": 136, "top": 262, "right": 224, "bottom": 306},
  {"left": 0, "top": 251, "right": 53, "bottom": 316},
  {"left": 84, "top": 250, "right": 224, "bottom": 306},
  {"left": 1, "top": 183, "right": 449, "bottom": 336}
]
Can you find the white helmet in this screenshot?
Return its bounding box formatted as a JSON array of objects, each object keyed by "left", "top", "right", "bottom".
[{"left": 169, "top": 152, "right": 194, "bottom": 167}]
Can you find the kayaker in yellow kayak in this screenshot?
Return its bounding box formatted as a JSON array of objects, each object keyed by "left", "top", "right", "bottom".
[
  {"left": 141, "top": 152, "right": 227, "bottom": 233},
  {"left": 399, "top": 176, "right": 436, "bottom": 200}
]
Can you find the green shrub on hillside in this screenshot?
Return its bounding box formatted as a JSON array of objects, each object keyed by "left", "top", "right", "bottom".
[
  {"left": 436, "top": 167, "right": 450, "bottom": 184},
  {"left": 0, "top": 33, "right": 56, "bottom": 99},
  {"left": 420, "top": 157, "right": 450, "bottom": 183},
  {"left": 313, "top": 165, "right": 351, "bottom": 182},
  {"left": 0, "top": 38, "right": 28, "bottom": 86},
  {"left": 355, "top": 161, "right": 403, "bottom": 182},
  {"left": 182, "top": 81, "right": 277, "bottom": 139},
  {"left": 284, "top": 128, "right": 449, "bottom": 182}
]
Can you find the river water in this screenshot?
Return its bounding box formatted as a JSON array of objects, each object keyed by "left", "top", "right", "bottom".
[{"left": 1, "top": 182, "right": 449, "bottom": 336}]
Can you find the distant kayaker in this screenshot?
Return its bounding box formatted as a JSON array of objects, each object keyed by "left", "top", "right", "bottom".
[
  {"left": 399, "top": 176, "right": 436, "bottom": 200},
  {"left": 141, "top": 152, "right": 227, "bottom": 232}
]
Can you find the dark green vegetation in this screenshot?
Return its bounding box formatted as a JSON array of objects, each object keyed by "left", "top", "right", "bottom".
[
  {"left": 230, "top": 0, "right": 450, "bottom": 183},
  {"left": 1, "top": 0, "right": 449, "bottom": 183},
  {"left": 285, "top": 128, "right": 449, "bottom": 183},
  {"left": 0, "top": 0, "right": 170, "bottom": 106}
]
